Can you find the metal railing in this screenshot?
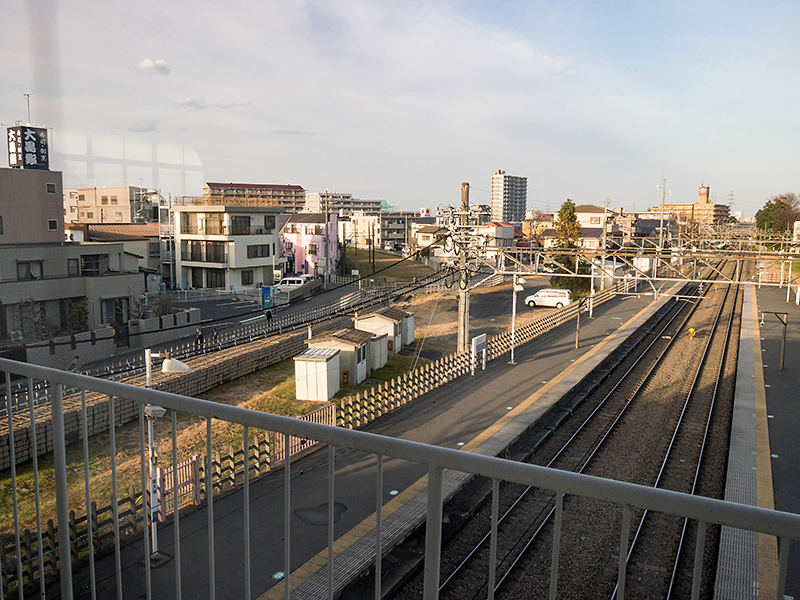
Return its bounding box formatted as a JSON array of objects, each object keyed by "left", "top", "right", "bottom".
[{"left": 1, "top": 358, "right": 797, "bottom": 600}]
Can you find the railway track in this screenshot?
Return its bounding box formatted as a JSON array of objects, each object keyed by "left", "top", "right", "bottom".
[{"left": 391, "top": 262, "right": 743, "bottom": 600}]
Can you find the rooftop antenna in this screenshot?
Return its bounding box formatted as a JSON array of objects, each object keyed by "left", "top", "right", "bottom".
[{"left": 23, "top": 93, "right": 34, "bottom": 125}]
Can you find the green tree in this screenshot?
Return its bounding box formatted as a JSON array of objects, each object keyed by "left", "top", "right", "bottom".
[
  {"left": 755, "top": 193, "right": 799, "bottom": 233},
  {"left": 554, "top": 199, "right": 581, "bottom": 247},
  {"left": 67, "top": 299, "right": 89, "bottom": 333},
  {"left": 550, "top": 199, "right": 590, "bottom": 296}
]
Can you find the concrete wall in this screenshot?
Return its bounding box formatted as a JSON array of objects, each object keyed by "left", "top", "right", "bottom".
[
  {"left": 127, "top": 308, "right": 201, "bottom": 347},
  {"left": 25, "top": 325, "right": 116, "bottom": 369}
]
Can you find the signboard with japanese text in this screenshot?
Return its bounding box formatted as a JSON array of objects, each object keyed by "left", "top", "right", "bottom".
[{"left": 7, "top": 126, "right": 49, "bottom": 170}]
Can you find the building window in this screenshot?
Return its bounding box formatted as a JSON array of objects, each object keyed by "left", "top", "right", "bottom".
[
  {"left": 115, "top": 212, "right": 123, "bottom": 222},
  {"left": 265, "top": 215, "right": 276, "bottom": 230},
  {"left": 231, "top": 216, "right": 250, "bottom": 235},
  {"left": 241, "top": 270, "right": 254, "bottom": 285},
  {"left": 68, "top": 258, "right": 80, "bottom": 276},
  {"left": 590, "top": 216, "right": 601, "bottom": 224},
  {"left": 17, "top": 261, "right": 43, "bottom": 280},
  {"left": 111, "top": 196, "right": 118, "bottom": 205},
  {"left": 308, "top": 244, "right": 318, "bottom": 255},
  {"left": 87, "top": 212, "right": 94, "bottom": 219},
  {"left": 46, "top": 182, "right": 56, "bottom": 194},
  {"left": 81, "top": 255, "right": 101, "bottom": 276},
  {"left": 70, "top": 206, "right": 77, "bottom": 213},
  {"left": 80, "top": 212, "right": 85, "bottom": 218},
  {"left": 247, "top": 244, "right": 270, "bottom": 258},
  {"left": 78, "top": 194, "right": 85, "bottom": 201},
  {"left": 149, "top": 242, "right": 159, "bottom": 256},
  {"left": 48, "top": 219, "right": 58, "bottom": 231},
  {"left": 101, "top": 196, "right": 109, "bottom": 205}
]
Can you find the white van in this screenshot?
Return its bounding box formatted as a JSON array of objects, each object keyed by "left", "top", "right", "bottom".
[
  {"left": 524, "top": 288, "right": 572, "bottom": 309},
  {"left": 273, "top": 277, "right": 305, "bottom": 293}
]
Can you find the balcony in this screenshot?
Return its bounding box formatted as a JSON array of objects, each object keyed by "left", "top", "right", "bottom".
[
  {"left": 180, "top": 251, "right": 228, "bottom": 264},
  {"left": 180, "top": 225, "right": 275, "bottom": 237}
]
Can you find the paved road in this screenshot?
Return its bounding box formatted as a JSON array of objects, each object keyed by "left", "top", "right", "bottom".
[{"left": 76, "top": 292, "right": 656, "bottom": 599}]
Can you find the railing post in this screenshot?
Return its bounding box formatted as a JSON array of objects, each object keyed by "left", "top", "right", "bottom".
[
  {"left": 52, "top": 383, "right": 74, "bottom": 599},
  {"left": 423, "top": 464, "right": 444, "bottom": 600}
]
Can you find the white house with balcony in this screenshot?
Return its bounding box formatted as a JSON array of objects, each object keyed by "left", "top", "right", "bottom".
[{"left": 172, "top": 206, "right": 289, "bottom": 290}]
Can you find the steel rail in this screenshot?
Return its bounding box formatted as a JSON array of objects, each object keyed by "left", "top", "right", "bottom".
[
  {"left": 493, "top": 281, "right": 707, "bottom": 597},
  {"left": 609, "top": 264, "right": 740, "bottom": 599},
  {"left": 493, "top": 264, "right": 728, "bottom": 598},
  {"left": 438, "top": 280, "right": 701, "bottom": 598},
  {"left": 666, "top": 282, "right": 741, "bottom": 599}
]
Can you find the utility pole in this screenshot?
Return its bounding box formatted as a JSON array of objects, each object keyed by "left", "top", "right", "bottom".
[
  {"left": 657, "top": 177, "right": 670, "bottom": 250},
  {"left": 23, "top": 93, "right": 34, "bottom": 124},
  {"left": 323, "top": 189, "right": 329, "bottom": 288},
  {"left": 457, "top": 182, "right": 470, "bottom": 354},
  {"left": 601, "top": 198, "right": 611, "bottom": 290}
]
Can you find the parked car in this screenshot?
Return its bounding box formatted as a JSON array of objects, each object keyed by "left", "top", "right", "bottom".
[
  {"left": 273, "top": 277, "right": 306, "bottom": 293},
  {"left": 524, "top": 288, "right": 572, "bottom": 309}
]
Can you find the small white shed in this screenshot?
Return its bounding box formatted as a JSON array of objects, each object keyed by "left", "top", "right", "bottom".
[
  {"left": 355, "top": 306, "right": 414, "bottom": 353},
  {"left": 369, "top": 333, "right": 388, "bottom": 370},
  {"left": 294, "top": 348, "right": 340, "bottom": 402}
]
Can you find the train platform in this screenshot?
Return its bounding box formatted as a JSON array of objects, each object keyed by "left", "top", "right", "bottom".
[
  {"left": 260, "top": 286, "right": 680, "bottom": 600},
  {"left": 716, "top": 283, "right": 800, "bottom": 600}
]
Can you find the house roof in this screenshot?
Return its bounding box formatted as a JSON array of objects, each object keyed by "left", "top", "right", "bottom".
[
  {"left": 288, "top": 213, "right": 328, "bottom": 223},
  {"left": 416, "top": 225, "right": 445, "bottom": 234},
  {"left": 84, "top": 223, "right": 161, "bottom": 241},
  {"left": 542, "top": 227, "right": 604, "bottom": 238},
  {"left": 205, "top": 182, "right": 304, "bottom": 192},
  {"left": 574, "top": 205, "right": 605, "bottom": 213},
  {"left": 308, "top": 328, "right": 373, "bottom": 347}
]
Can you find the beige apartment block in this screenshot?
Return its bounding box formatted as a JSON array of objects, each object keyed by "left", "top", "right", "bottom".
[
  {"left": 0, "top": 167, "right": 64, "bottom": 245},
  {"left": 64, "top": 185, "right": 156, "bottom": 224}
]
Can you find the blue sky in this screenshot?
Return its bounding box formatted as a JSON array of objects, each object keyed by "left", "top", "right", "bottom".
[{"left": 2, "top": 0, "right": 798, "bottom": 217}]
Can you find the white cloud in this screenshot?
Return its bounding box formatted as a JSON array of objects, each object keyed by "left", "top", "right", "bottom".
[
  {"left": 174, "top": 97, "right": 250, "bottom": 110},
  {"left": 133, "top": 59, "right": 171, "bottom": 75}
]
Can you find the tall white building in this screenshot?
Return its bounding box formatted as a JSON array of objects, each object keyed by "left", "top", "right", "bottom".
[{"left": 490, "top": 169, "right": 527, "bottom": 222}]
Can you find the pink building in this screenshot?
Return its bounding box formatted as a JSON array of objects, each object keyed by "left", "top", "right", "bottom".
[{"left": 282, "top": 213, "right": 339, "bottom": 276}]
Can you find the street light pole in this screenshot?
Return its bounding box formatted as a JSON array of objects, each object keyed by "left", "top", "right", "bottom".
[
  {"left": 510, "top": 275, "right": 526, "bottom": 364},
  {"left": 143, "top": 349, "right": 189, "bottom": 566}
]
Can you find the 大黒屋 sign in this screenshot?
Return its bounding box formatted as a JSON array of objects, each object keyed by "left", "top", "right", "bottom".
[{"left": 7, "top": 126, "right": 49, "bottom": 170}]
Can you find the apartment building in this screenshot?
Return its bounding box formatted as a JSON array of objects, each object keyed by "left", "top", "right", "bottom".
[
  {"left": 1, "top": 157, "right": 143, "bottom": 344},
  {"left": 172, "top": 205, "right": 289, "bottom": 289},
  {"left": 202, "top": 182, "right": 306, "bottom": 212},
  {"left": 491, "top": 169, "right": 527, "bottom": 222},
  {"left": 304, "top": 192, "right": 382, "bottom": 216},
  {"left": 0, "top": 167, "right": 64, "bottom": 244},
  {"left": 63, "top": 186, "right": 157, "bottom": 224},
  {"left": 650, "top": 184, "right": 730, "bottom": 228}
]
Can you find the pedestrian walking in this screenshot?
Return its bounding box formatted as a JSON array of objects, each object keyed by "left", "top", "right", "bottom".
[
  {"left": 67, "top": 355, "right": 81, "bottom": 372},
  {"left": 212, "top": 327, "right": 219, "bottom": 347},
  {"left": 266, "top": 309, "right": 273, "bottom": 327},
  {"left": 195, "top": 327, "right": 204, "bottom": 353}
]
